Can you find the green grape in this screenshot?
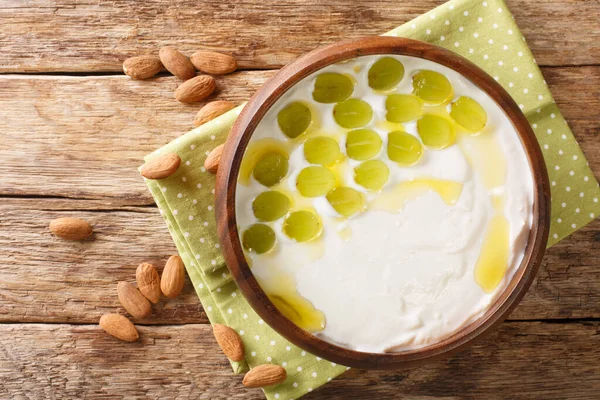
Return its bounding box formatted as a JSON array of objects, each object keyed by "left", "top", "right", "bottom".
[
  {"left": 345, "top": 129, "right": 382, "bottom": 160},
  {"left": 296, "top": 166, "right": 336, "bottom": 197},
  {"left": 417, "top": 114, "right": 456, "bottom": 149},
  {"left": 333, "top": 99, "right": 373, "bottom": 129},
  {"left": 387, "top": 131, "right": 423, "bottom": 165},
  {"left": 253, "top": 152, "right": 289, "bottom": 187},
  {"left": 354, "top": 160, "right": 389, "bottom": 191},
  {"left": 368, "top": 57, "right": 405, "bottom": 91},
  {"left": 385, "top": 94, "right": 422, "bottom": 123},
  {"left": 283, "top": 210, "right": 322, "bottom": 242},
  {"left": 242, "top": 224, "right": 276, "bottom": 254},
  {"left": 303, "top": 136, "right": 341, "bottom": 166},
  {"left": 450, "top": 96, "right": 488, "bottom": 132},
  {"left": 312, "top": 73, "right": 354, "bottom": 103},
  {"left": 326, "top": 187, "right": 365, "bottom": 217},
  {"left": 252, "top": 191, "right": 290, "bottom": 222},
  {"left": 277, "top": 102, "right": 312, "bottom": 139},
  {"left": 412, "top": 70, "right": 453, "bottom": 104}
]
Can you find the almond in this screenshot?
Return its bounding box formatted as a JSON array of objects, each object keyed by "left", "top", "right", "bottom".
[
  {"left": 117, "top": 281, "right": 152, "bottom": 319},
  {"left": 136, "top": 263, "right": 161, "bottom": 304},
  {"left": 193, "top": 100, "right": 235, "bottom": 127},
  {"left": 174, "top": 75, "right": 216, "bottom": 103},
  {"left": 204, "top": 144, "right": 224, "bottom": 174},
  {"left": 242, "top": 364, "right": 287, "bottom": 388},
  {"left": 213, "top": 324, "right": 245, "bottom": 361},
  {"left": 123, "top": 55, "right": 163, "bottom": 80},
  {"left": 49, "top": 217, "right": 93, "bottom": 240},
  {"left": 190, "top": 51, "right": 237, "bottom": 75},
  {"left": 159, "top": 47, "right": 196, "bottom": 81},
  {"left": 140, "top": 153, "right": 181, "bottom": 179},
  {"left": 160, "top": 255, "right": 185, "bottom": 298},
  {"left": 99, "top": 313, "right": 139, "bottom": 342}
]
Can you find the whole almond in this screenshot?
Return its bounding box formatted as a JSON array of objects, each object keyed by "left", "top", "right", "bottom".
[
  {"left": 140, "top": 153, "right": 181, "bottom": 179},
  {"left": 49, "top": 217, "right": 93, "bottom": 240},
  {"left": 117, "top": 281, "right": 152, "bottom": 319},
  {"left": 99, "top": 313, "right": 139, "bottom": 342},
  {"left": 159, "top": 47, "right": 196, "bottom": 81},
  {"left": 242, "top": 364, "right": 287, "bottom": 388},
  {"left": 123, "top": 55, "right": 163, "bottom": 80},
  {"left": 136, "top": 263, "right": 161, "bottom": 304},
  {"left": 213, "top": 324, "right": 245, "bottom": 361},
  {"left": 190, "top": 51, "right": 237, "bottom": 75},
  {"left": 193, "top": 101, "right": 235, "bottom": 127},
  {"left": 175, "top": 75, "right": 216, "bottom": 103},
  {"left": 160, "top": 255, "right": 185, "bottom": 298},
  {"left": 204, "top": 144, "right": 224, "bottom": 174}
]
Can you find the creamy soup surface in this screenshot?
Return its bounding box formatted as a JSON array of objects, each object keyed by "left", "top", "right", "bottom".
[{"left": 235, "top": 54, "right": 533, "bottom": 353}]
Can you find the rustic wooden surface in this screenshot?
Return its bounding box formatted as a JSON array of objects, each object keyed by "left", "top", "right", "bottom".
[{"left": 0, "top": 0, "right": 599, "bottom": 398}]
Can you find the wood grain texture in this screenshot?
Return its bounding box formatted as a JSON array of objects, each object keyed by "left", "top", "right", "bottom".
[
  {"left": 1, "top": 0, "right": 599, "bottom": 396},
  {"left": 0, "top": 322, "right": 599, "bottom": 399},
  {"left": 0, "top": 71, "right": 272, "bottom": 205},
  {"left": 0, "top": 67, "right": 598, "bottom": 205},
  {"left": 0, "top": 197, "right": 599, "bottom": 324},
  {"left": 0, "top": 0, "right": 599, "bottom": 73},
  {"left": 0, "top": 198, "right": 207, "bottom": 324}
]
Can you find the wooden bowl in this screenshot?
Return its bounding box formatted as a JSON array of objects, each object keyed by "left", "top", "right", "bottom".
[{"left": 215, "top": 36, "right": 551, "bottom": 369}]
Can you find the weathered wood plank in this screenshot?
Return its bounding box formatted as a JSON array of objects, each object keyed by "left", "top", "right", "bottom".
[
  {"left": 0, "top": 66, "right": 598, "bottom": 204},
  {"left": 0, "top": 198, "right": 207, "bottom": 325},
  {"left": 0, "top": 0, "right": 598, "bottom": 73},
  {"left": 0, "top": 322, "right": 598, "bottom": 399},
  {"left": 0, "top": 71, "right": 273, "bottom": 205},
  {"left": 0, "top": 198, "right": 599, "bottom": 323}
]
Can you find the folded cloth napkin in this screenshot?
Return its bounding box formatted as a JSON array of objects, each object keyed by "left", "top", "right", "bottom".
[{"left": 143, "top": 0, "right": 600, "bottom": 398}]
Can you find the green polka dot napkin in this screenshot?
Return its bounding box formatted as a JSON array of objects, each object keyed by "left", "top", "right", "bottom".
[{"left": 143, "top": 0, "right": 599, "bottom": 398}]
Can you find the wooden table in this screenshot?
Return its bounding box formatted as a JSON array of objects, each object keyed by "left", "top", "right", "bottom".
[{"left": 1, "top": 1, "right": 599, "bottom": 398}]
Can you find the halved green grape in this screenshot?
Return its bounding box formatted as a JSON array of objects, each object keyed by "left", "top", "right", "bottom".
[
  {"left": 333, "top": 99, "right": 373, "bottom": 129},
  {"left": 252, "top": 191, "right": 290, "bottom": 222},
  {"left": 417, "top": 114, "right": 456, "bottom": 149},
  {"left": 412, "top": 70, "right": 453, "bottom": 104},
  {"left": 242, "top": 224, "right": 276, "bottom": 254},
  {"left": 387, "top": 131, "right": 423, "bottom": 165},
  {"left": 296, "top": 166, "right": 336, "bottom": 197},
  {"left": 253, "top": 152, "right": 289, "bottom": 187},
  {"left": 326, "top": 187, "right": 365, "bottom": 217},
  {"left": 303, "top": 136, "right": 341, "bottom": 166},
  {"left": 312, "top": 73, "right": 354, "bottom": 103},
  {"left": 354, "top": 160, "right": 389, "bottom": 191},
  {"left": 283, "top": 210, "right": 322, "bottom": 242},
  {"left": 450, "top": 96, "right": 488, "bottom": 132},
  {"left": 277, "top": 102, "right": 312, "bottom": 138},
  {"left": 345, "top": 129, "right": 382, "bottom": 160},
  {"left": 368, "top": 57, "right": 405, "bottom": 91},
  {"left": 385, "top": 94, "right": 422, "bottom": 123}
]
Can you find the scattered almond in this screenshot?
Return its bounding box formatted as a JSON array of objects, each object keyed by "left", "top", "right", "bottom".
[
  {"left": 204, "top": 144, "right": 224, "bottom": 174},
  {"left": 159, "top": 47, "right": 196, "bottom": 81},
  {"left": 99, "top": 313, "right": 139, "bottom": 342},
  {"left": 160, "top": 255, "right": 185, "bottom": 298},
  {"left": 242, "top": 364, "right": 287, "bottom": 388},
  {"left": 117, "top": 281, "right": 152, "bottom": 319},
  {"left": 213, "top": 324, "right": 245, "bottom": 361},
  {"left": 49, "top": 217, "right": 93, "bottom": 240},
  {"left": 190, "top": 51, "right": 237, "bottom": 75},
  {"left": 193, "top": 100, "right": 235, "bottom": 127},
  {"left": 140, "top": 153, "right": 181, "bottom": 179},
  {"left": 175, "top": 75, "right": 216, "bottom": 103},
  {"left": 123, "top": 55, "right": 163, "bottom": 80},
  {"left": 136, "top": 263, "right": 161, "bottom": 304}
]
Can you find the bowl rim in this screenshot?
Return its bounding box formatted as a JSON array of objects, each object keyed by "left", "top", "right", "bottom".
[{"left": 215, "top": 36, "right": 551, "bottom": 369}]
